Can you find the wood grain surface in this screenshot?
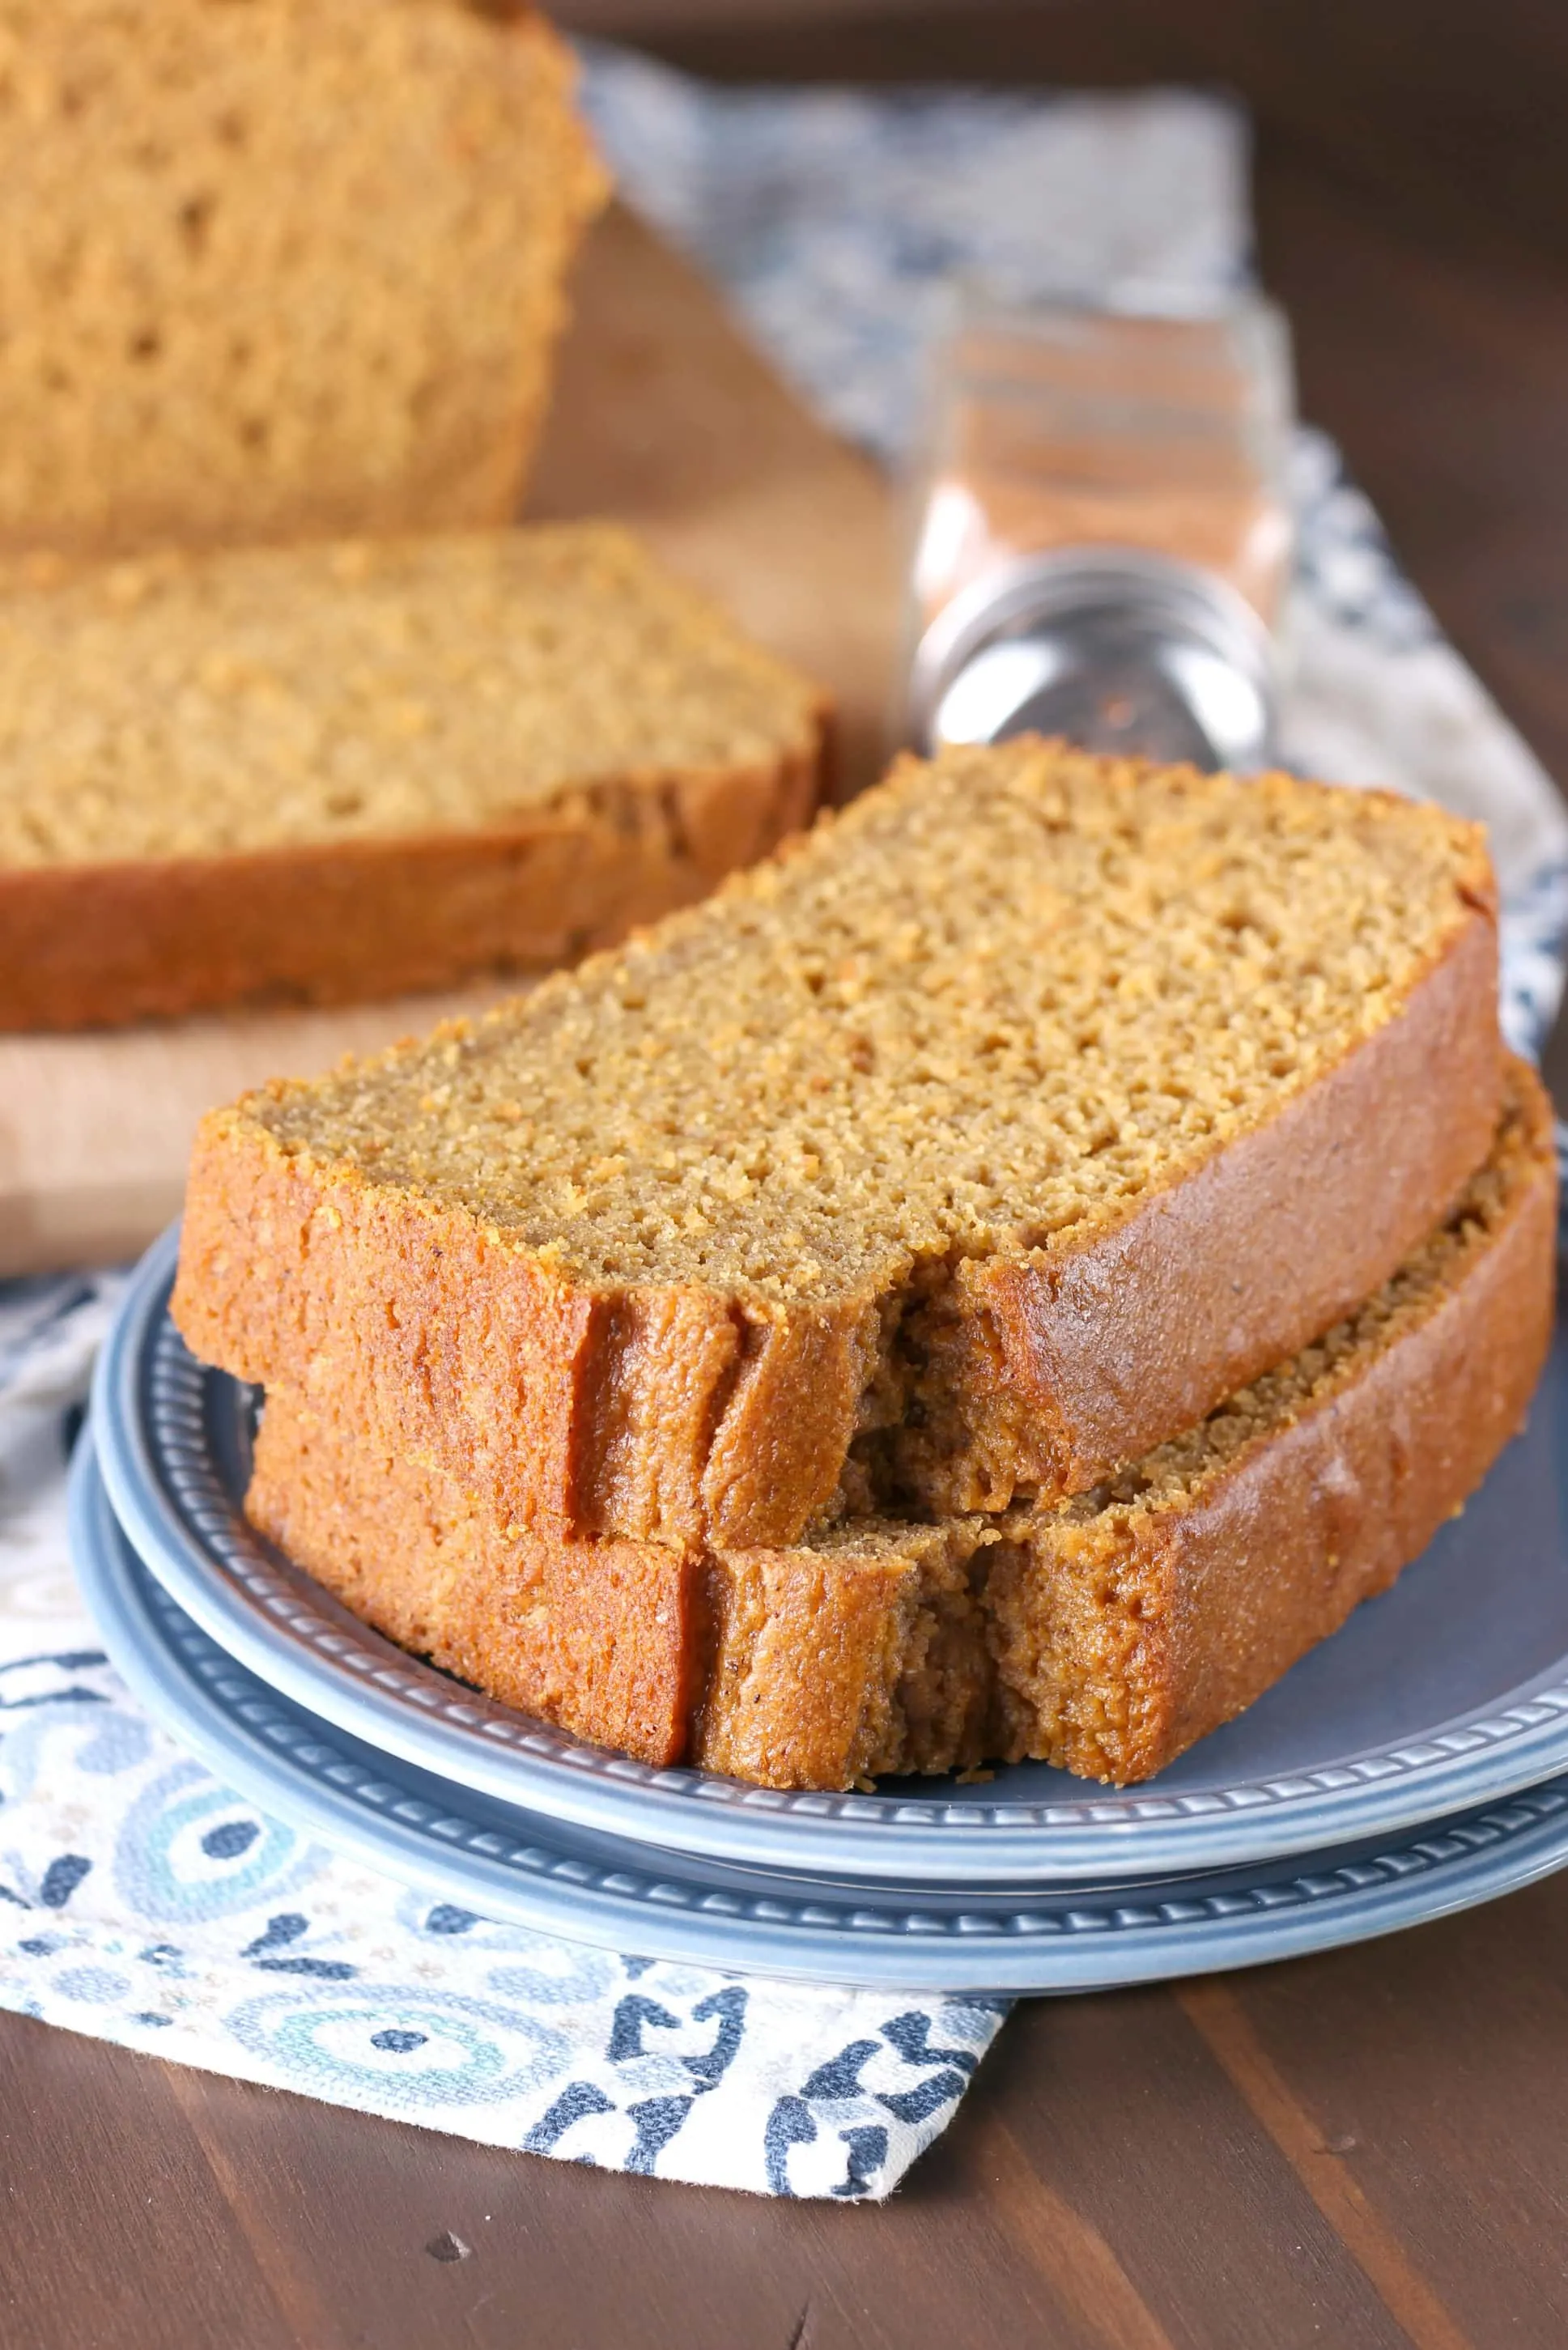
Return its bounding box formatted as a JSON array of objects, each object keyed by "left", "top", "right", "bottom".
[
  {"left": 0, "top": 204, "right": 896, "bottom": 1277},
  {"left": 10, "top": 1874, "right": 1568, "bottom": 2348},
  {"left": 7, "top": 7, "right": 1568, "bottom": 2348}
]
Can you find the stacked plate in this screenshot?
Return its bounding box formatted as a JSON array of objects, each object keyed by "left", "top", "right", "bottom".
[{"left": 74, "top": 1224, "right": 1568, "bottom": 1995}]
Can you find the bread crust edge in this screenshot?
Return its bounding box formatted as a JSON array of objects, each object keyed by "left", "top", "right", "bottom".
[{"left": 0, "top": 738, "right": 823, "bottom": 1030}]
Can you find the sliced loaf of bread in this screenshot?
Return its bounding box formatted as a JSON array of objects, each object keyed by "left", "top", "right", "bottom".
[
  {"left": 0, "top": 0, "right": 606, "bottom": 553},
  {"left": 0, "top": 526, "right": 827, "bottom": 1027},
  {"left": 179, "top": 739, "right": 1502, "bottom": 1549},
  {"left": 244, "top": 1062, "right": 1557, "bottom": 1788}
]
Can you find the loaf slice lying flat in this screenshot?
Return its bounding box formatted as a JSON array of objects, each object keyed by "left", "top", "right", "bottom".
[
  {"left": 0, "top": 0, "right": 606, "bottom": 554},
  {"left": 244, "top": 1061, "right": 1556, "bottom": 1789},
  {"left": 179, "top": 739, "right": 1502, "bottom": 1549},
  {"left": 0, "top": 527, "right": 826, "bottom": 1027}
]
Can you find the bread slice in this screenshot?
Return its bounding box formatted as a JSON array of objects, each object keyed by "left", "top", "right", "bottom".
[
  {"left": 244, "top": 1062, "right": 1557, "bottom": 1789},
  {"left": 0, "top": 0, "right": 606, "bottom": 555},
  {"left": 0, "top": 527, "right": 827, "bottom": 1027},
  {"left": 177, "top": 739, "right": 1502, "bottom": 1549}
]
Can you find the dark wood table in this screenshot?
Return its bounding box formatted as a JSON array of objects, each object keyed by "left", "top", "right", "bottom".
[{"left": 7, "top": 7, "right": 1568, "bottom": 2344}]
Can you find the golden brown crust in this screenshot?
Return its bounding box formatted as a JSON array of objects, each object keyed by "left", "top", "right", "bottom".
[
  {"left": 0, "top": 743, "right": 822, "bottom": 1030},
  {"left": 247, "top": 1394, "right": 702, "bottom": 1770},
  {"left": 246, "top": 1390, "right": 922, "bottom": 1780},
  {"left": 240, "top": 1068, "right": 1557, "bottom": 1789},
  {"left": 174, "top": 887, "right": 1502, "bottom": 1546},
  {"left": 987, "top": 1061, "right": 1559, "bottom": 1780}
]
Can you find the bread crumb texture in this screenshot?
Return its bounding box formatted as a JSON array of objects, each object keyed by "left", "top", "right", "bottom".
[
  {"left": 0, "top": 526, "right": 825, "bottom": 866},
  {"left": 0, "top": 0, "right": 606, "bottom": 553},
  {"left": 253, "top": 741, "right": 1491, "bottom": 1300}
]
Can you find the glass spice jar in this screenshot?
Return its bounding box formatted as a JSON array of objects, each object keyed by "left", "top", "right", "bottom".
[{"left": 903, "top": 295, "right": 1296, "bottom": 772}]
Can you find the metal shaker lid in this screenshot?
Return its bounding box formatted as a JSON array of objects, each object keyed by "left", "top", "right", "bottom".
[{"left": 907, "top": 545, "right": 1278, "bottom": 773}]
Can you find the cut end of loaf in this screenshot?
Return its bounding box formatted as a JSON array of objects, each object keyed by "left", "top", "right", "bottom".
[{"left": 0, "top": 0, "right": 609, "bottom": 554}]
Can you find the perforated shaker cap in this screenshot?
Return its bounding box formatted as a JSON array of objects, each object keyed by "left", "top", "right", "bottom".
[{"left": 907, "top": 545, "right": 1278, "bottom": 775}]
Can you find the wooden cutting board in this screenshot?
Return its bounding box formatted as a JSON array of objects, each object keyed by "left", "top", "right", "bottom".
[{"left": 0, "top": 206, "right": 900, "bottom": 1277}]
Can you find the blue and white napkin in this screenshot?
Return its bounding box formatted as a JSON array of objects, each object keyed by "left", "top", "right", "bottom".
[
  {"left": 1, "top": 50, "right": 1563, "bottom": 2200},
  {"left": 0, "top": 1277, "right": 1004, "bottom": 2199}
]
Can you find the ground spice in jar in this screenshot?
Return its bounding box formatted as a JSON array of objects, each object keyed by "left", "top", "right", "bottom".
[{"left": 909, "top": 301, "right": 1296, "bottom": 638}]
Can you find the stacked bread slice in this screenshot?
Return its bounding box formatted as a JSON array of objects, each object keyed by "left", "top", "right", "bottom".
[{"left": 172, "top": 739, "right": 1557, "bottom": 1788}]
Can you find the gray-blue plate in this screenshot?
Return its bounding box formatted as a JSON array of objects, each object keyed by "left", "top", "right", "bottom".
[
  {"left": 94, "top": 1226, "right": 1568, "bottom": 1889},
  {"left": 72, "top": 1427, "right": 1568, "bottom": 1992}
]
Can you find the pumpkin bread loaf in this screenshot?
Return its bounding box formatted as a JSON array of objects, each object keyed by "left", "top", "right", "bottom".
[
  {"left": 0, "top": 0, "right": 606, "bottom": 555},
  {"left": 0, "top": 526, "right": 827, "bottom": 1028},
  {"left": 244, "top": 1061, "right": 1557, "bottom": 1789},
  {"left": 177, "top": 739, "right": 1502, "bottom": 1550}
]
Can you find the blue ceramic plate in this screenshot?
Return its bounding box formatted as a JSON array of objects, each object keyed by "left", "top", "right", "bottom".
[
  {"left": 73, "top": 1428, "right": 1568, "bottom": 1993},
  {"left": 94, "top": 1225, "right": 1568, "bottom": 1889}
]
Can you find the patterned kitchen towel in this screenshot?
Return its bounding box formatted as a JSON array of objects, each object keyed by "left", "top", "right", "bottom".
[{"left": 2, "top": 55, "right": 1566, "bottom": 2201}]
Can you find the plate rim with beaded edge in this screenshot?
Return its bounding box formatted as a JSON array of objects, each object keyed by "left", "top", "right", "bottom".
[
  {"left": 71, "top": 1427, "right": 1568, "bottom": 1993},
  {"left": 91, "top": 1224, "right": 1568, "bottom": 1891}
]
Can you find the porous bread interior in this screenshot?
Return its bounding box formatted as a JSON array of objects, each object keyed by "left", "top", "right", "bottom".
[
  {"left": 0, "top": 527, "right": 822, "bottom": 867},
  {"left": 0, "top": 0, "right": 605, "bottom": 553},
  {"left": 249, "top": 739, "right": 1490, "bottom": 1307}
]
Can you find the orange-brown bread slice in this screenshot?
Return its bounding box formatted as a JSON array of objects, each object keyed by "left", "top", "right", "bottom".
[
  {"left": 180, "top": 740, "right": 1502, "bottom": 1549},
  {"left": 244, "top": 1063, "right": 1557, "bottom": 1787},
  {"left": 0, "top": 527, "right": 826, "bottom": 1027},
  {"left": 0, "top": 0, "right": 606, "bottom": 555}
]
